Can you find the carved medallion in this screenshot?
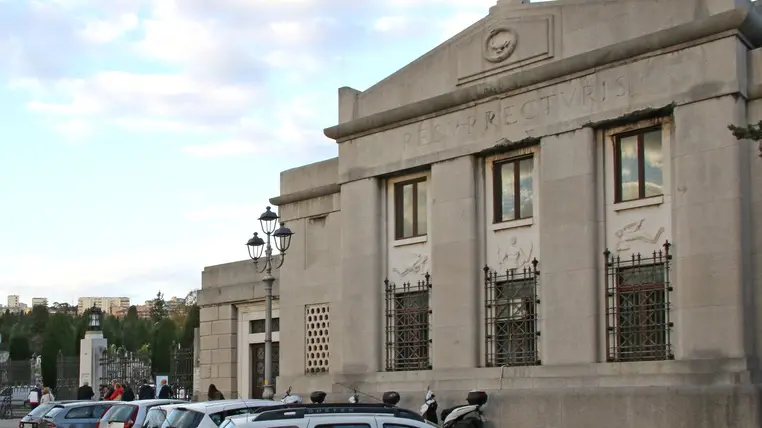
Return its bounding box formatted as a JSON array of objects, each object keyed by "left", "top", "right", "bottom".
[
  {"left": 614, "top": 218, "right": 665, "bottom": 252},
  {"left": 483, "top": 27, "right": 518, "bottom": 63}
]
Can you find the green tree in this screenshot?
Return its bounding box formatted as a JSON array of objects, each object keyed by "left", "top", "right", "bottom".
[
  {"left": 179, "top": 305, "right": 200, "bottom": 349},
  {"left": 151, "top": 318, "right": 177, "bottom": 374},
  {"left": 31, "top": 305, "right": 50, "bottom": 335},
  {"left": 40, "top": 313, "right": 76, "bottom": 387},
  {"left": 729, "top": 121, "right": 762, "bottom": 156},
  {"left": 9, "top": 331, "right": 31, "bottom": 360},
  {"left": 102, "top": 315, "right": 123, "bottom": 348},
  {"left": 150, "top": 292, "right": 168, "bottom": 323}
]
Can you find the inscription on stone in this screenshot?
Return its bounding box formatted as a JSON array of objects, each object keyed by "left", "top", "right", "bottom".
[{"left": 402, "top": 75, "right": 629, "bottom": 147}]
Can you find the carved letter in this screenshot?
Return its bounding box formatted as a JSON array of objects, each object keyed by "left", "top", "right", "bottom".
[
  {"left": 520, "top": 99, "right": 538, "bottom": 120},
  {"left": 539, "top": 94, "right": 555, "bottom": 116},
  {"left": 502, "top": 104, "right": 518, "bottom": 125},
  {"left": 561, "top": 87, "right": 577, "bottom": 108},
  {"left": 485, "top": 111, "right": 497, "bottom": 129},
  {"left": 403, "top": 133, "right": 412, "bottom": 145},
  {"left": 614, "top": 76, "right": 627, "bottom": 97},
  {"left": 582, "top": 85, "right": 595, "bottom": 105},
  {"left": 432, "top": 123, "right": 445, "bottom": 143},
  {"left": 419, "top": 123, "right": 431, "bottom": 146}
]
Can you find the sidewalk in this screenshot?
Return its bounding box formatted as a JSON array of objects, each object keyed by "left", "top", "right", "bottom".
[{"left": 0, "top": 420, "right": 19, "bottom": 428}]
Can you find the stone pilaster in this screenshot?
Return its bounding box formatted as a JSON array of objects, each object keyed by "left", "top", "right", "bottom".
[
  {"left": 199, "top": 304, "right": 238, "bottom": 398},
  {"left": 430, "top": 156, "right": 479, "bottom": 369},
  {"left": 539, "top": 128, "right": 600, "bottom": 364}
]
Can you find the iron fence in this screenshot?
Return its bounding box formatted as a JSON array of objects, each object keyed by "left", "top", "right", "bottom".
[
  {"left": 0, "top": 357, "right": 38, "bottom": 419},
  {"left": 55, "top": 352, "right": 80, "bottom": 400},
  {"left": 99, "top": 347, "right": 152, "bottom": 396},
  {"left": 169, "top": 345, "right": 194, "bottom": 401},
  {"left": 484, "top": 259, "right": 541, "bottom": 367},
  {"left": 604, "top": 241, "right": 674, "bottom": 362},
  {"left": 384, "top": 273, "right": 432, "bottom": 372}
]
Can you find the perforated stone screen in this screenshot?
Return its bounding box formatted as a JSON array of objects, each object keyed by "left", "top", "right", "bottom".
[{"left": 305, "top": 303, "right": 330, "bottom": 374}]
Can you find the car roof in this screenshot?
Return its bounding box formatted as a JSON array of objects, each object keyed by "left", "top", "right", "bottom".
[
  {"left": 60, "top": 401, "right": 114, "bottom": 408},
  {"left": 110, "top": 399, "right": 185, "bottom": 407},
  {"left": 175, "top": 400, "right": 280, "bottom": 413},
  {"left": 150, "top": 403, "right": 187, "bottom": 411}
]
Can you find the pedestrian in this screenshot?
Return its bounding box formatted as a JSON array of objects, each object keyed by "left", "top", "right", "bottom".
[
  {"left": 138, "top": 380, "right": 153, "bottom": 400},
  {"left": 77, "top": 382, "right": 95, "bottom": 400},
  {"left": 207, "top": 384, "right": 225, "bottom": 401},
  {"left": 101, "top": 386, "right": 110, "bottom": 400},
  {"left": 107, "top": 383, "right": 124, "bottom": 401},
  {"left": 122, "top": 383, "right": 135, "bottom": 402},
  {"left": 106, "top": 380, "right": 117, "bottom": 399},
  {"left": 157, "top": 379, "right": 171, "bottom": 399},
  {"left": 40, "top": 387, "right": 55, "bottom": 404},
  {"left": 27, "top": 384, "right": 41, "bottom": 410}
]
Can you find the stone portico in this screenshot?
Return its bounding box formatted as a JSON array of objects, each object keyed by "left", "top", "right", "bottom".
[{"left": 201, "top": 0, "right": 762, "bottom": 426}]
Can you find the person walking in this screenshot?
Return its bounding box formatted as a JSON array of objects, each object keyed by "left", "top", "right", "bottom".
[
  {"left": 28, "top": 384, "right": 41, "bottom": 410},
  {"left": 157, "top": 379, "right": 171, "bottom": 399},
  {"left": 106, "top": 383, "right": 124, "bottom": 401},
  {"left": 77, "top": 382, "right": 95, "bottom": 400},
  {"left": 207, "top": 384, "right": 225, "bottom": 401},
  {"left": 40, "top": 387, "right": 55, "bottom": 404},
  {"left": 122, "top": 383, "right": 135, "bottom": 402},
  {"left": 138, "top": 380, "right": 154, "bottom": 400}
]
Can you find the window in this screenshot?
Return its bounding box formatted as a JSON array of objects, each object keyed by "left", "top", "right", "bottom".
[
  {"left": 604, "top": 242, "right": 673, "bottom": 362},
  {"left": 316, "top": 424, "right": 371, "bottom": 428},
  {"left": 484, "top": 261, "right": 540, "bottom": 367},
  {"left": 65, "top": 406, "right": 93, "bottom": 419},
  {"left": 394, "top": 177, "right": 427, "bottom": 240},
  {"left": 614, "top": 127, "right": 663, "bottom": 202},
  {"left": 250, "top": 318, "right": 280, "bottom": 333},
  {"left": 384, "top": 274, "right": 432, "bottom": 372},
  {"left": 493, "top": 157, "right": 534, "bottom": 223}
]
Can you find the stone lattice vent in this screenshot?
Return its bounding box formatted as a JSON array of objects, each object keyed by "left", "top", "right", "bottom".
[{"left": 305, "top": 303, "right": 330, "bottom": 374}]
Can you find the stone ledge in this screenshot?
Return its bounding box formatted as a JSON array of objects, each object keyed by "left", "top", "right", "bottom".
[{"left": 323, "top": 7, "right": 762, "bottom": 142}]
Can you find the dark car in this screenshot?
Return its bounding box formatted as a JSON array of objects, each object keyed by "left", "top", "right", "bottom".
[
  {"left": 19, "top": 401, "right": 81, "bottom": 428},
  {"left": 39, "top": 401, "right": 114, "bottom": 428}
]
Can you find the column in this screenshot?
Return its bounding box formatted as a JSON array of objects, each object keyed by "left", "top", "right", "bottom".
[
  {"left": 539, "top": 128, "right": 599, "bottom": 365},
  {"left": 199, "top": 304, "right": 238, "bottom": 398},
  {"left": 430, "top": 156, "right": 480, "bottom": 369},
  {"left": 336, "top": 178, "right": 383, "bottom": 374},
  {"left": 79, "top": 331, "right": 107, "bottom": 392},
  {"left": 673, "top": 95, "right": 749, "bottom": 359}
]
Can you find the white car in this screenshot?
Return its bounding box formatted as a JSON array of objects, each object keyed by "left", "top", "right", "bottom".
[
  {"left": 219, "top": 403, "right": 433, "bottom": 428},
  {"left": 98, "top": 399, "right": 185, "bottom": 428},
  {"left": 142, "top": 403, "right": 186, "bottom": 428},
  {"left": 160, "top": 400, "right": 282, "bottom": 428}
]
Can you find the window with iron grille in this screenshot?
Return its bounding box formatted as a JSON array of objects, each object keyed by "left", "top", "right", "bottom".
[
  {"left": 484, "top": 260, "right": 540, "bottom": 367},
  {"left": 604, "top": 241, "right": 673, "bottom": 362},
  {"left": 384, "top": 273, "right": 432, "bottom": 371}
]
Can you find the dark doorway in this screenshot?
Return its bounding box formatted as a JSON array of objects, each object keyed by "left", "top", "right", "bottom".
[{"left": 250, "top": 342, "right": 279, "bottom": 399}]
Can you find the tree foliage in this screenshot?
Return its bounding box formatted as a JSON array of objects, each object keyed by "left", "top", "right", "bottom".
[
  {"left": 0, "top": 292, "right": 200, "bottom": 387},
  {"left": 728, "top": 121, "right": 762, "bottom": 157}
]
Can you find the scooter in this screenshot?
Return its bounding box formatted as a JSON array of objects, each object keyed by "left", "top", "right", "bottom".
[
  {"left": 349, "top": 390, "right": 360, "bottom": 403},
  {"left": 419, "top": 387, "right": 438, "bottom": 424},
  {"left": 281, "top": 386, "right": 302, "bottom": 404},
  {"left": 441, "top": 390, "right": 488, "bottom": 428}
]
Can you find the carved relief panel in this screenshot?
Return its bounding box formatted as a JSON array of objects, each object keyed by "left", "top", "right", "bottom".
[
  {"left": 386, "top": 172, "right": 432, "bottom": 285},
  {"left": 602, "top": 119, "right": 673, "bottom": 256}
]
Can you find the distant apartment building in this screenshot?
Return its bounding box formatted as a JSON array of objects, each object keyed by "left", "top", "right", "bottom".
[
  {"left": 31, "top": 298, "right": 48, "bottom": 307},
  {"left": 166, "top": 297, "right": 186, "bottom": 313},
  {"left": 77, "top": 297, "right": 130, "bottom": 315},
  {"left": 6, "top": 295, "right": 19, "bottom": 309}
]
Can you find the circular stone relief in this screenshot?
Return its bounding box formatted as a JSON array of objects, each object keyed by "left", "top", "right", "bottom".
[{"left": 483, "top": 27, "right": 518, "bottom": 63}]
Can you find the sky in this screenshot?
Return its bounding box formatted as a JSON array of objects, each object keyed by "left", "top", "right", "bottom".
[{"left": 0, "top": 0, "right": 538, "bottom": 305}]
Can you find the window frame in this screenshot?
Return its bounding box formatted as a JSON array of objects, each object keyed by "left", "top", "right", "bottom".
[
  {"left": 612, "top": 126, "right": 663, "bottom": 203},
  {"left": 492, "top": 155, "right": 534, "bottom": 224},
  {"left": 65, "top": 406, "right": 93, "bottom": 419},
  {"left": 393, "top": 177, "right": 428, "bottom": 240}
]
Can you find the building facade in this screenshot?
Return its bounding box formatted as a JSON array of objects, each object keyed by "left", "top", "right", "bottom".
[
  {"left": 7, "top": 295, "right": 19, "bottom": 309},
  {"left": 32, "top": 298, "right": 48, "bottom": 307},
  {"left": 200, "top": 0, "right": 762, "bottom": 426},
  {"left": 77, "top": 297, "right": 131, "bottom": 315}
]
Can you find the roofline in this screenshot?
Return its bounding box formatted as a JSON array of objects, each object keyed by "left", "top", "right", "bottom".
[{"left": 323, "top": 5, "right": 762, "bottom": 142}]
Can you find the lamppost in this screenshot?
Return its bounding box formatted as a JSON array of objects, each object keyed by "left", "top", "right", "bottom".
[
  {"left": 246, "top": 206, "right": 294, "bottom": 400},
  {"left": 88, "top": 306, "right": 102, "bottom": 331}
]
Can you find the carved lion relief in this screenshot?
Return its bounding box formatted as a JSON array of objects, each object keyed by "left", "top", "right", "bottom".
[
  {"left": 614, "top": 218, "right": 665, "bottom": 252},
  {"left": 496, "top": 236, "right": 533, "bottom": 271},
  {"left": 483, "top": 27, "right": 518, "bottom": 63},
  {"left": 393, "top": 253, "right": 428, "bottom": 278}
]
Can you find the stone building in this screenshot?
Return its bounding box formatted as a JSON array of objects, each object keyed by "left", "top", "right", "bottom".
[{"left": 200, "top": 0, "right": 762, "bottom": 426}]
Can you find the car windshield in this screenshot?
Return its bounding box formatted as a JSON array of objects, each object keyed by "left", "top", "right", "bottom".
[
  {"left": 44, "top": 408, "right": 64, "bottom": 419},
  {"left": 28, "top": 403, "right": 56, "bottom": 418},
  {"left": 102, "top": 404, "right": 137, "bottom": 422},
  {"left": 143, "top": 409, "right": 167, "bottom": 428},
  {"left": 163, "top": 409, "right": 204, "bottom": 428}
]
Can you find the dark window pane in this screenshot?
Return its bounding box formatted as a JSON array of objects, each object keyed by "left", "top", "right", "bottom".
[
  {"left": 500, "top": 162, "right": 515, "bottom": 221},
  {"left": 402, "top": 183, "right": 414, "bottom": 238},
  {"left": 518, "top": 158, "right": 533, "bottom": 219},
  {"left": 643, "top": 130, "right": 663, "bottom": 197},
  {"left": 618, "top": 135, "right": 639, "bottom": 201},
  {"left": 416, "top": 181, "right": 427, "bottom": 235},
  {"left": 250, "top": 318, "right": 280, "bottom": 334}
]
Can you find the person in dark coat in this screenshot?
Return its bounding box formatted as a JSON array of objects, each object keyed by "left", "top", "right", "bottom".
[
  {"left": 77, "top": 382, "right": 95, "bottom": 400},
  {"left": 157, "top": 379, "right": 171, "bottom": 399},
  {"left": 138, "top": 380, "right": 154, "bottom": 400},
  {"left": 207, "top": 384, "right": 225, "bottom": 401},
  {"left": 122, "top": 383, "right": 135, "bottom": 401}
]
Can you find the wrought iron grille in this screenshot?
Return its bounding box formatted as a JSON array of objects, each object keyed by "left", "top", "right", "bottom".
[
  {"left": 169, "top": 345, "right": 194, "bottom": 400},
  {"left": 484, "top": 260, "right": 540, "bottom": 367},
  {"left": 55, "top": 352, "right": 80, "bottom": 400},
  {"left": 98, "top": 347, "right": 152, "bottom": 395},
  {"left": 604, "top": 241, "right": 673, "bottom": 362},
  {"left": 384, "top": 273, "right": 432, "bottom": 371}
]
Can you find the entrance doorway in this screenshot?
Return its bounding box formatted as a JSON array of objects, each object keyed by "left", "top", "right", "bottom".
[{"left": 250, "top": 342, "right": 279, "bottom": 398}]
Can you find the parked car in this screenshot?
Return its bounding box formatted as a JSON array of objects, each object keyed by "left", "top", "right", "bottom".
[
  {"left": 142, "top": 403, "right": 185, "bottom": 428},
  {"left": 98, "top": 399, "right": 184, "bottom": 428},
  {"left": 39, "top": 401, "right": 114, "bottom": 428},
  {"left": 219, "top": 403, "right": 431, "bottom": 428},
  {"left": 19, "top": 401, "right": 81, "bottom": 428},
  {"left": 161, "top": 400, "right": 282, "bottom": 428}
]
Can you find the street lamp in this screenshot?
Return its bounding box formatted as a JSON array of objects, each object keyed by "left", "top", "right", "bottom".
[
  {"left": 88, "top": 306, "right": 102, "bottom": 331},
  {"left": 246, "top": 206, "right": 294, "bottom": 400}
]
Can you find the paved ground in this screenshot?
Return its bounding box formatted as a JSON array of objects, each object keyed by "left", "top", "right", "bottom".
[{"left": 0, "top": 419, "right": 20, "bottom": 428}]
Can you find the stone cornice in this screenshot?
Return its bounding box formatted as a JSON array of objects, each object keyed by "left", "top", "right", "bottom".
[
  {"left": 323, "top": 7, "right": 762, "bottom": 142},
  {"left": 269, "top": 183, "right": 341, "bottom": 206}
]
